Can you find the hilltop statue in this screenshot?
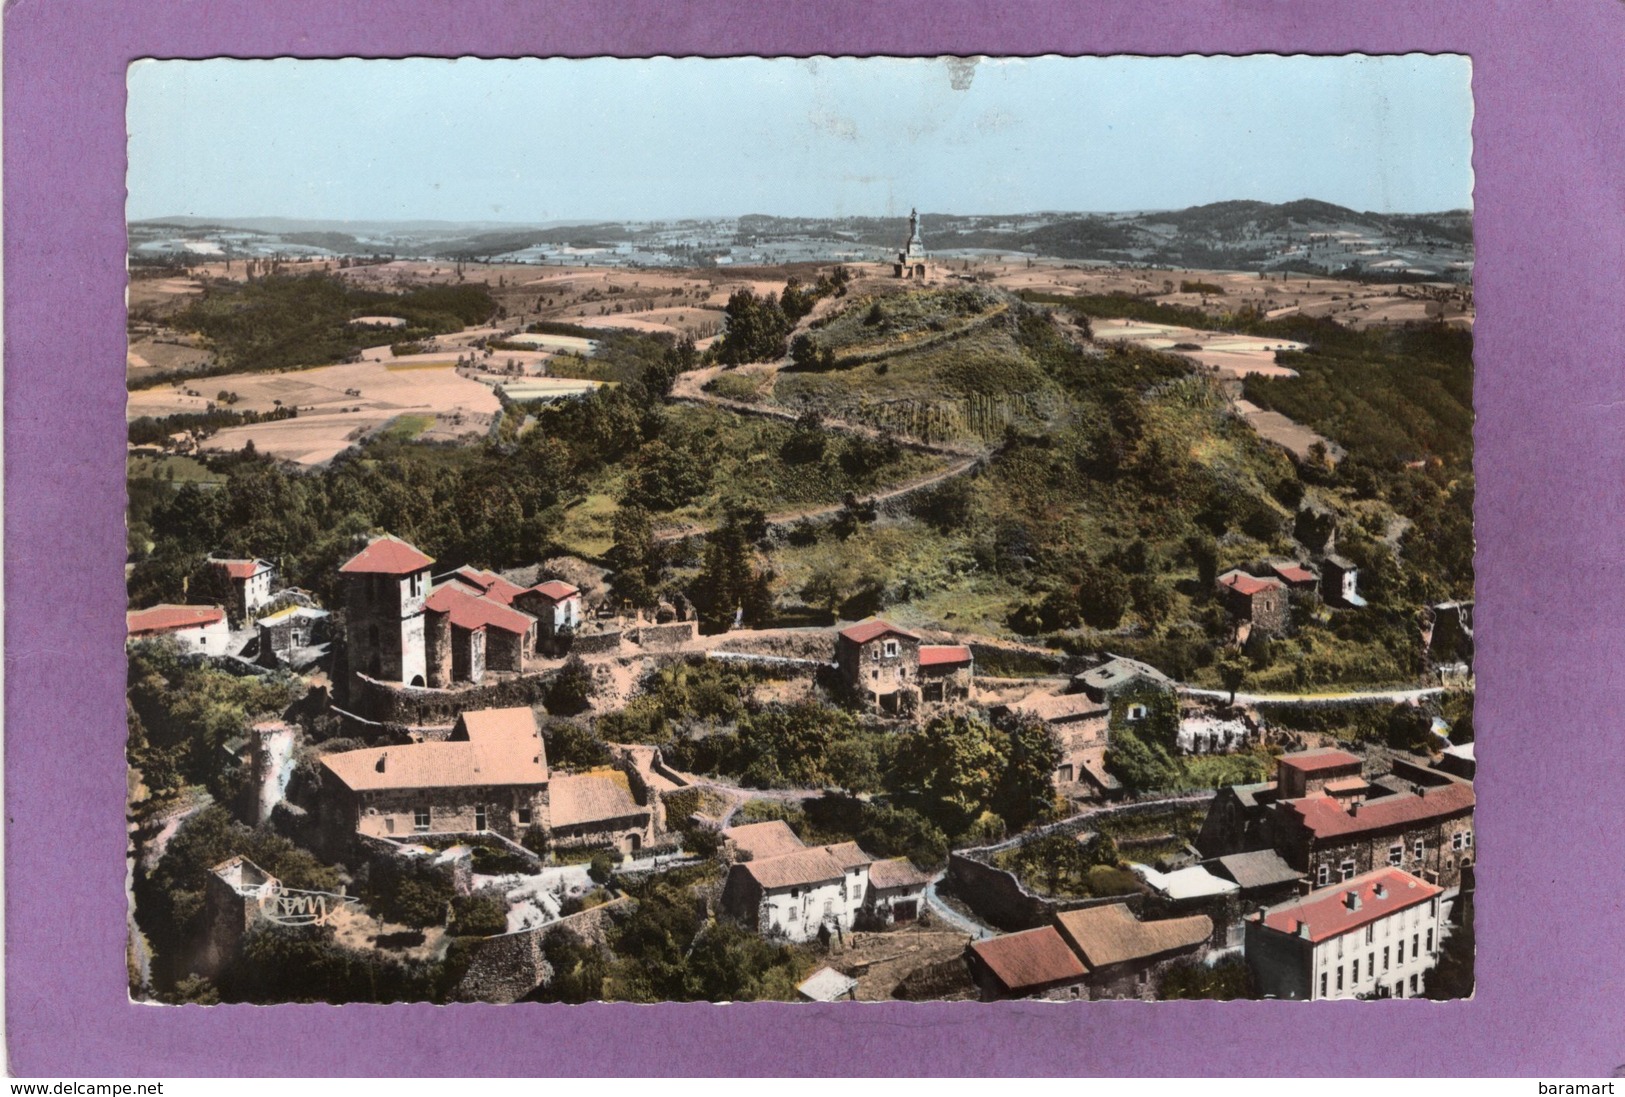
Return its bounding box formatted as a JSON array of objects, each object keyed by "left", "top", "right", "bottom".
[{"left": 895, "top": 207, "right": 930, "bottom": 281}]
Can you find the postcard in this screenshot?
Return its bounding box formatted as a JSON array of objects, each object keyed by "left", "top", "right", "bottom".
[{"left": 118, "top": 54, "right": 1480, "bottom": 1009}]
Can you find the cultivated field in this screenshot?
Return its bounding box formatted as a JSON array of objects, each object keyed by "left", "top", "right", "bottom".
[{"left": 1092, "top": 318, "right": 1306, "bottom": 378}]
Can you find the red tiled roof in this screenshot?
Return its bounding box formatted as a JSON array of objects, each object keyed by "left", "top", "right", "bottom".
[
  {"left": 1270, "top": 562, "right": 1317, "bottom": 584},
  {"left": 722, "top": 820, "right": 807, "bottom": 861},
  {"left": 212, "top": 558, "right": 269, "bottom": 580},
  {"left": 447, "top": 567, "right": 528, "bottom": 606},
  {"left": 1218, "top": 571, "right": 1284, "bottom": 597},
  {"left": 1278, "top": 748, "right": 1363, "bottom": 774},
  {"left": 970, "top": 927, "right": 1088, "bottom": 992},
  {"left": 867, "top": 858, "right": 933, "bottom": 890},
  {"left": 339, "top": 536, "right": 434, "bottom": 575},
  {"left": 838, "top": 618, "right": 919, "bottom": 645},
  {"left": 1053, "top": 904, "right": 1213, "bottom": 969},
  {"left": 127, "top": 604, "right": 226, "bottom": 635},
  {"left": 919, "top": 644, "right": 973, "bottom": 668},
  {"left": 530, "top": 579, "right": 581, "bottom": 602},
  {"left": 321, "top": 709, "right": 548, "bottom": 792},
  {"left": 1283, "top": 781, "right": 1475, "bottom": 840},
  {"left": 425, "top": 585, "right": 536, "bottom": 635},
  {"left": 1259, "top": 867, "right": 1442, "bottom": 944}
]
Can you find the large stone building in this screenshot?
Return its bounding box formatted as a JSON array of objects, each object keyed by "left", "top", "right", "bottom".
[
  {"left": 1197, "top": 748, "right": 1477, "bottom": 892},
  {"left": 317, "top": 705, "right": 655, "bottom": 856},
  {"left": 340, "top": 535, "right": 434, "bottom": 687},
  {"left": 965, "top": 926, "right": 1090, "bottom": 1001},
  {"left": 319, "top": 706, "right": 550, "bottom": 842},
  {"left": 1245, "top": 866, "right": 1445, "bottom": 1000}
]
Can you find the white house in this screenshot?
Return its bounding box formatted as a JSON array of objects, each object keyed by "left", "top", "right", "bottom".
[
  {"left": 127, "top": 604, "right": 231, "bottom": 655},
  {"left": 721, "top": 841, "right": 873, "bottom": 942},
  {"left": 1244, "top": 866, "right": 1445, "bottom": 1000},
  {"left": 210, "top": 556, "right": 275, "bottom": 620}
]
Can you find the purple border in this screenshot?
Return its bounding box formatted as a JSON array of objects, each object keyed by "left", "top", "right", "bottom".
[{"left": 7, "top": 0, "right": 1623, "bottom": 1077}]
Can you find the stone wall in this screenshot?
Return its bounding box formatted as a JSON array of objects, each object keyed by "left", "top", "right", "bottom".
[
  {"left": 352, "top": 671, "right": 551, "bottom": 725},
  {"left": 568, "top": 628, "right": 624, "bottom": 656},
  {"left": 628, "top": 621, "right": 697, "bottom": 650},
  {"left": 454, "top": 898, "right": 630, "bottom": 1003},
  {"left": 944, "top": 852, "right": 1139, "bottom": 932}
]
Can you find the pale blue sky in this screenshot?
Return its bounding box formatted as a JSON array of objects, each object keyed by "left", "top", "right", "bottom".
[{"left": 127, "top": 55, "right": 1473, "bottom": 222}]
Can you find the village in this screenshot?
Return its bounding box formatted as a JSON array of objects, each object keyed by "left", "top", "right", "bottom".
[{"left": 126, "top": 204, "right": 1475, "bottom": 1005}]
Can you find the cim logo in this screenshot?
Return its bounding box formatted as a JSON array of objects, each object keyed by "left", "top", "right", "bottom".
[{"left": 256, "top": 886, "right": 357, "bottom": 927}]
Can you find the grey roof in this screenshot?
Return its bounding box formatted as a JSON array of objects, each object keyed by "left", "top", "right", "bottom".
[
  {"left": 1212, "top": 850, "right": 1302, "bottom": 892},
  {"left": 1077, "top": 655, "right": 1173, "bottom": 691},
  {"left": 797, "top": 966, "right": 858, "bottom": 1002},
  {"left": 1229, "top": 781, "right": 1276, "bottom": 810}
]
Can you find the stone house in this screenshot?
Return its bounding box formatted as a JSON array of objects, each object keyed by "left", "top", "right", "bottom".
[
  {"left": 209, "top": 556, "right": 275, "bottom": 623},
  {"left": 255, "top": 605, "right": 330, "bottom": 667},
  {"left": 424, "top": 583, "right": 537, "bottom": 685},
  {"left": 340, "top": 535, "right": 434, "bottom": 687},
  {"left": 1051, "top": 904, "right": 1214, "bottom": 1000},
  {"left": 513, "top": 579, "right": 584, "bottom": 656},
  {"left": 719, "top": 822, "right": 929, "bottom": 933},
  {"left": 1321, "top": 554, "right": 1366, "bottom": 608},
  {"left": 1245, "top": 867, "right": 1446, "bottom": 1000},
  {"left": 546, "top": 771, "right": 654, "bottom": 856},
  {"left": 126, "top": 603, "right": 231, "bottom": 655},
  {"left": 1267, "top": 560, "right": 1321, "bottom": 594},
  {"left": 1205, "top": 849, "right": 1305, "bottom": 909},
  {"left": 1217, "top": 570, "right": 1290, "bottom": 635},
  {"left": 917, "top": 644, "right": 973, "bottom": 704},
  {"left": 721, "top": 842, "right": 874, "bottom": 943},
  {"left": 993, "top": 689, "right": 1113, "bottom": 795},
  {"left": 1073, "top": 655, "right": 1175, "bottom": 705},
  {"left": 835, "top": 619, "right": 922, "bottom": 715},
  {"left": 318, "top": 706, "right": 550, "bottom": 842},
  {"left": 1196, "top": 748, "right": 1476, "bottom": 893},
  {"left": 965, "top": 926, "right": 1091, "bottom": 1001}
]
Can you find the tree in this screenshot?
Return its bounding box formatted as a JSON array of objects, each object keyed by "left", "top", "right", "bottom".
[
  {"left": 891, "top": 714, "right": 1007, "bottom": 838},
  {"left": 587, "top": 851, "right": 617, "bottom": 885},
  {"left": 992, "top": 714, "right": 1061, "bottom": 831},
  {"left": 607, "top": 504, "right": 661, "bottom": 609},
  {"left": 1421, "top": 914, "right": 1474, "bottom": 1000},
  {"left": 1077, "top": 562, "right": 1131, "bottom": 630},
  {"left": 545, "top": 655, "right": 598, "bottom": 716},
  {"left": 1159, "top": 954, "right": 1256, "bottom": 1000}
]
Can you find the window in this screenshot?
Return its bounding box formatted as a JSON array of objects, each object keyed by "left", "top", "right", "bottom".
[
  {"left": 1365, "top": 925, "right": 1374, "bottom": 945},
  {"left": 1410, "top": 974, "right": 1419, "bottom": 994},
  {"left": 1388, "top": 844, "right": 1404, "bottom": 866},
  {"left": 1426, "top": 929, "right": 1434, "bottom": 952},
  {"left": 1394, "top": 982, "right": 1403, "bottom": 999},
  {"left": 1127, "top": 703, "right": 1148, "bottom": 721},
  {"left": 1464, "top": 830, "right": 1473, "bottom": 848},
  {"left": 1452, "top": 832, "right": 1464, "bottom": 851},
  {"left": 1319, "top": 973, "right": 1327, "bottom": 999},
  {"left": 1138, "top": 969, "right": 1149, "bottom": 986},
  {"left": 1368, "top": 952, "right": 1374, "bottom": 976},
  {"left": 475, "top": 805, "right": 488, "bottom": 832},
  {"left": 1351, "top": 958, "right": 1359, "bottom": 981},
  {"left": 414, "top": 807, "right": 430, "bottom": 832},
  {"left": 883, "top": 640, "right": 899, "bottom": 658},
  {"left": 1430, "top": 899, "right": 1439, "bottom": 918},
  {"left": 1414, "top": 839, "right": 1425, "bottom": 861},
  {"left": 790, "top": 888, "right": 800, "bottom": 899},
  {"left": 517, "top": 806, "right": 532, "bottom": 826},
  {"left": 1396, "top": 940, "right": 1404, "bottom": 963},
  {"left": 1383, "top": 946, "right": 1390, "bottom": 971},
  {"left": 1412, "top": 933, "right": 1419, "bottom": 956},
  {"left": 1335, "top": 966, "right": 1343, "bottom": 992},
  {"left": 1340, "top": 860, "right": 1356, "bottom": 881},
  {"left": 1316, "top": 864, "right": 1330, "bottom": 887}
]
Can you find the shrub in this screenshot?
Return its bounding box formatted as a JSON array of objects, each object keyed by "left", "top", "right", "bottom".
[
  {"left": 450, "top": 888, "right": 510, "bottom": 938},
  {"left": 587, "top": 851, "right": 617, "bottom": 885}
]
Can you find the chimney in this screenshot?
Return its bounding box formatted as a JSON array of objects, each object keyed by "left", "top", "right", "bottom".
[
  {"left": 1373, "top": 882, "right": 1387, "bottom": 899},
  {"left": 375, "top": 752, "right": 387, "bottom": 773},
  {"left": 1297, "top": 878, "right": 1314, "bottom": 897},
  {"left": 1349, "top": 802, "right": 1360, "bottom": 816},
  {"left": 1295, "top": 920, "right": 1311, "bottom": 939},
  {"left": 1343, "top": 890, "right": 1361, "bottom": 911}
]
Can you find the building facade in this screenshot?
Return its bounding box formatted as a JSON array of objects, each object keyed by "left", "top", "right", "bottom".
[
  {"left": 835, "top": 619, "right": 923, "bottom": 715},
  {"left": 340, "top": 535, "right": 434, "bottom": 687},
  {"left": 1217, "top": 570, "right": 1290, "bottom": 635},
  {"left": 127, "top": 603, "right": 231, "bottom": 655},
  {"left": 1245, "top": 867, "right": 1445, "bottom": 1000}
]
